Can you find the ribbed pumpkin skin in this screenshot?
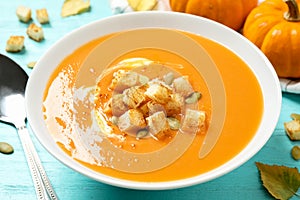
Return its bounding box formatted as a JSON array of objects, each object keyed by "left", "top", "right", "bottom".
[
  {"left": 169, "top": 0, "right": 258, "bottom": 31},
  {"left": 243, "top": 0, "right": 300, "bottom": 78}
]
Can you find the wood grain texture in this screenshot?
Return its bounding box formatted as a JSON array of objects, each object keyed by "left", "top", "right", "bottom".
[{"left": 0, "top": 1, "right": 300, "bottom": 199}]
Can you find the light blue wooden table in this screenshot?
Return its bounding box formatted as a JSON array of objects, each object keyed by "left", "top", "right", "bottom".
[{"left": 0, "top": 1, "right": 300, "bottom": 199}]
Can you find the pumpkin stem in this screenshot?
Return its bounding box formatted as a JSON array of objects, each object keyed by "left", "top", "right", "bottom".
[{"left": 284, "top": 0, "right": 300, "bottom": 22}]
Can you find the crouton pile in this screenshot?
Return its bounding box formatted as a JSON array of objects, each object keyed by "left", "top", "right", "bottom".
[
  {"left": 100, "top": 64, "right": 206, "bottom": 141},
  {"left": 6, "top": 6, "right": 48, "bottom": 53}
]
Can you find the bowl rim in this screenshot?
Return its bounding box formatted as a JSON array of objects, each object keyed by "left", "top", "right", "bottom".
[{"left": 25, "top": 11, "right": 282, "bottom": 190}]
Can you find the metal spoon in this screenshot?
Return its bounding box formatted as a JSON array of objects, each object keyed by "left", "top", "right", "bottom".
[{"left": 0, "top": 54, "right": 58, "bottom": 200}]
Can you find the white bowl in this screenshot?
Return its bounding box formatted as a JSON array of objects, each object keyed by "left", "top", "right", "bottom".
[{"left": 25, "top": 11, "right": 282, "bottom": 190}]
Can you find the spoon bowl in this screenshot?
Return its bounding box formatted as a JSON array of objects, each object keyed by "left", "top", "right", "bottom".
[
  {"left": 0, "top": 54, "right": 58, "bottom": 200},
  {"left": 0, "top": 55, "right": 27, "bottom": 125}
]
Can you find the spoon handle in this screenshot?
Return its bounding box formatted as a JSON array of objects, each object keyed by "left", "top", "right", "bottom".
[{"left": 17, "top": 124, "right": 58, "bottom": 200}]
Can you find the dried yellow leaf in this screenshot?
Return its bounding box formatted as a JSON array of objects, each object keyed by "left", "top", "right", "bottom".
[
  {"left": 61, "top": 0, "right": 90, "bottom": 17},
  {"left": 256, "top": 162, "right": 300, "bottom": 200},
  {"left": 127, "top": 0, "right": 139, "bottom": 10},
  {"left": 128, "top": 0, "right": 157, "bottom": 11},
  {"left": 291, "top": 113, "right": 300, "bottom": 121}
]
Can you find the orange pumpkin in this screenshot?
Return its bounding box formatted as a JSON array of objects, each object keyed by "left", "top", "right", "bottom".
[
  {"left": 243, "top": 0, "right": 300, "bottom": 78},
  {"left": 169, "top": 0, "right": 258, "bottom": 31}
]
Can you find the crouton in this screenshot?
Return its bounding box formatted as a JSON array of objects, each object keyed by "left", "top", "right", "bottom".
[
  {"left": 109, "top": 70, "right": 126, "bottom": 90},
  {"left": 122, "top": 86, "right": 147, "bottom": 109},
  {"left": 285, "top": 120, "right": 300, "bottom": 140},
  {"left": 147, "top": 102, "right": 166, "bottom": 116},
  {"left": 111, "top": 94, "right": 128, "bottom": 117},
  {"left": 117, "top": 109, "right": 146, "bottom": 133},
  {"left": 16, "top": 6, "right": 31, "bottom": 23},
  {"left": 110, "top": 70, "right": 149, "bottom": 92},
  {"left": 6, "top": 36, "right": 25, "bottom": 53},
  {"left": 114, "top": 71, "right": 139, "bottom": 92},
  {"left": 146, "top": 111, "right": 169, "bottom": 136},
  {"left": 164, "top": 93, "right": 184, "bottom": 116},
  {"left": 36, "top": 8, "right": 49, "bottom": 24},
  {"left": 145, "top": 82, "right": 171, "bottom": 104},
  {"left": 173, "top": 76, "right": 194, "bottom": 97},
  {"left": 181, "top": 109, "right": 205, "bottom": 133},
  {"left": 26, "top": 23, "right": 44, "bottom": 42},
  {"left": 139, "top": 103, "right": 149, "bottom": 117},
  {"left": 102, "top": 98, "right": 112, "bottom": 114}
]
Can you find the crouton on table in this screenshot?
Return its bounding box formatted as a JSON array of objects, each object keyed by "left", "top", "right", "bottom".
[
  {"left": 285, "top": 119, "right": 300, "bottom": 140},
  {"left": 6, "top": 36, "right": 25, "bottom": 53},
  {"left": 16, "top": 6, "right": 31, "bottom": 23},
  {"left": 36, "top": 8, "right": 49, "bottom": 24},
  {"left": 27, "top": 23, "right": 44, "bottom": 42}
]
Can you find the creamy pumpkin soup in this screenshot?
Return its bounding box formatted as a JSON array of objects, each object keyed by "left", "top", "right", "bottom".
[{"left": 43, "top": 29, "right": 263, "bottom": 182}]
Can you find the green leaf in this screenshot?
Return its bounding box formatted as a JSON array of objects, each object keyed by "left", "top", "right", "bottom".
[{"left": 256, "top": 162, "right": 300, "bottom": 200}]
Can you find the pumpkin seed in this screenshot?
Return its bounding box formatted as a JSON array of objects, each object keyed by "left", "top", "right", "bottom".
[
  {"left": 27, "top": 61, "right": 36, "bottom": 69},
  {"left": 0, "top": 142, "right": 14, "bottom": 154},
  {"left": 167, "top": 117, "right": 180, "bottom": 130},
  {"left": 291, "top": 145, "right": 300, "bottom": 160},
  {"left": 139, "top": 75, "right": 149, "bottom": 85},
  {"left": 185, "top": 92, "right": 202, "bottom": 104},
  {"left": 163, "top": 72, "right": 174, "bottom": 85},
  {"left": 291, "top": 113, "right": 300, "bottom": 121},
  {"left": 111, "top": 116, "right": 119, "bottom": 125},
  {"left": 136, "top": 129, "right": 149, "bottom": 138}
]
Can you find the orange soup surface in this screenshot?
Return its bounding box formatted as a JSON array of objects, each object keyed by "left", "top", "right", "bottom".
[{"left": 43, "top": 30, "right": 263, "bottom": 182}]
